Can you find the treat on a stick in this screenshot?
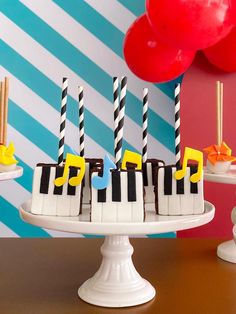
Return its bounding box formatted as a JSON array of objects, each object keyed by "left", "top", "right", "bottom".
[
  {"left": 204, "top": 81, "right": 236, "bottom": 173},
  {"left": 0, "top": 77, "right": 18, "bottom": 172}
]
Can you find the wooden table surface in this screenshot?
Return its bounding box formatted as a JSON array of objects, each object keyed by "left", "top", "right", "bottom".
[{"left": 0, "top": 238, "right": 236, "bottom": 314}]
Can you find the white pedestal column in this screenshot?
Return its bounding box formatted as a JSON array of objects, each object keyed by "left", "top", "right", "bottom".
[{"left": 78, "top": 235, "right": 156, "bottom": 307}]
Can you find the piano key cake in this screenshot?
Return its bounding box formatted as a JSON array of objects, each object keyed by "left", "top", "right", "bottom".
[
  {"left": 143, "top": 159, "right": 165, "bottom": 203},
  {"left": 155, "top": 147, "right": 204, "bottom": 216},
  {"left": 31, "top": 162, "right": 83, "bottom": 216},
  {"left": 91, "top": 168, "right": 144, "bottom": 223}
]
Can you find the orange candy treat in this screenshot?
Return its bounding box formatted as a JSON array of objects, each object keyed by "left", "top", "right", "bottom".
[{"left": 203, "top": 142, "right": 236, "bottom": 165}]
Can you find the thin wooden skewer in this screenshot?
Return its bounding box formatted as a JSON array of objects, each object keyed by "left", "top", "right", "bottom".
[
  {"left": 0, "top": 82, "right": 2, "bottom": 144},
  {"left": 216, "top": 81, "right": 221, "bottom": 146},
  {"left": 0, "top": 81, "right": 5, "bottom": 145},
  {"left": 220, "top": 82, "right": 223, "bottom": 144},
  {"left": 3, "top": 77, "right": 9, "bottom": 146}
]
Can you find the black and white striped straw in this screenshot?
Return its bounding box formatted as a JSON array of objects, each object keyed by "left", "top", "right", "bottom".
[
  {"left": 78, "top": 86, "right": 84, "bottom": 158},
  {"left": 113, "top": 77, "right": 119, "bottom": 158},
  {"left": 175, "top": 83, "right": 181, "bottom": 167},
  {"left": 142, "top": 88, "right": 148, "bottom": 163},
  {"left": 115, "top": 76, "right": 127, "bottom": 168},
  {"left": 58, "top": 77, "right": 68, "bottom": 166}
]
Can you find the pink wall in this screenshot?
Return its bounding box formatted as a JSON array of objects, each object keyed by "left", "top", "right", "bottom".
[{"left": 177, "top": 52, "right": 236, "bottom": 238}]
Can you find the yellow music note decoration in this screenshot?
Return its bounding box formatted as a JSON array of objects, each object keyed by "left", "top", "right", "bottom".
[
  {"left": 174, "top": 147, "right": 203, "bottom": 183},
  {"left": 54, "top": 153, "right": 85, "bottom": 187},
  {"left": 121, "top": 150, "right": 142, "bottom": 170}
]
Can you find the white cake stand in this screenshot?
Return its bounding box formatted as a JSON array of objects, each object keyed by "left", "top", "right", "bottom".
[
  {"left": 19, "top": 200, "right": 214, "bottom": 308},
  {"left": 0, "top": 166, "right": 23, "bottom": 181},
  {"left": 204, "top": 165, "right": 236, "bottom": 263}
]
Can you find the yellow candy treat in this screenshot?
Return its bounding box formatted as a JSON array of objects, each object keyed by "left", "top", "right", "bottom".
[{"left": 0, "top": 142, "right": 18, "bottom": 165}]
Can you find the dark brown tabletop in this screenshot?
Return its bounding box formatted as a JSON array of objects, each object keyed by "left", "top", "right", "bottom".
[{"left": 0, "top": 238, "right": 235, "bottom": 314}]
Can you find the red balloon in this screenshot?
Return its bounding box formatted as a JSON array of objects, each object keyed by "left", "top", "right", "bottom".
[
  {"left": 123, "top": 15, "right": 196, "bottom": 83},
  {"left": 203, "top": 27, "right": 236, "bottom": 72},
  {"left": 146, "top": 0, "right": 235, "bottom": 50}
]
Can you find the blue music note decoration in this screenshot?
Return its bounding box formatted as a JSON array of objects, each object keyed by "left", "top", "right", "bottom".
[{"left": 92, "top": 154, "right": 116, "bottom": 190}]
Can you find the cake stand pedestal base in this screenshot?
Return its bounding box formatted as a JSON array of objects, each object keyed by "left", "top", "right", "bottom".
[
  {"left": 78, "top": 235, "right": 156, "bottom": 307},
  {"left": 217, "top": 240, "right": 236, "bottom": 263}
]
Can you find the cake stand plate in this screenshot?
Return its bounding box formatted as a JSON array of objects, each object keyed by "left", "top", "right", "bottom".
[
  {"left": 0, "top": 166, "right": 23, "bottom": 181},
  {"left": 204, "top": 165, "right": 236, "bottom": 185},
  {"left": 19, "top": 200, "right": 215, "bottom": 308}
]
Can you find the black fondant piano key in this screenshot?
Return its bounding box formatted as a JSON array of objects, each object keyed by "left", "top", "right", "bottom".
[
  {"left": 164, "top": 166, "right": 172, "bottom": 195},
  {"left": 112, "top": 171, "right": 121, "bottom": 202},
  {"left": 53, "top": 166, "right": 64, "bottom": 195},
  {"left": 127, "top": 171, "right": 136, "bottom": 202},
  {"left": 67, "top": 167, "right": 78, "bottom": 196},
  {"left": 40, "top": 166, "right": 51, "bottom": 194},
  {"left": 176, "top": 165, "right": 184, "bottom": 194},
  {"left": 98, "top": 189, "right": 106, "bottom": 202},
  {"left": 97, "top": 171, "right": 106, "bottom": 202},
  {"left": 151, "top": 162, "right": 156, "bottom": 185},
  {"left": 142, "top": 163, "right": 148, "bottom": 186},
  {"left": 190, "top": 165, "right": 198, "bottom": 194}
]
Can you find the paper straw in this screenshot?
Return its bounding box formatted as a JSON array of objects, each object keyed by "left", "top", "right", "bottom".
[
  {"left": 0, "top": 81, "right": 5, "bottom": 145},
  {"left": 78, "top": 86, "right": 84, "bottom": 158},
  {"left": 175, "top": 83, "right": 181, "bottom": 167},
  {"left": 142, "top": 88, "right": 148, "bottom": 163},
  {"left": 113, "top": 77, "right": 119, "bottom": 159},
  {"left": 115, "top": 76, "right": 127, "bottom": 168},
  {"left": 58, "top": 77, "right": 68, "bottom": 166},
  {"left": 3, "top": 77, "right": 9, "bottom": 146}
]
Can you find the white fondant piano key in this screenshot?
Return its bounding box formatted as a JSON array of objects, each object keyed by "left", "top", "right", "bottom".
[
  {"left": 70, "top": 184, "right": 82, "bottom": 216},
  {"left": 117, "top": 172, "right": 132, "bottom": 222},
  {"left": 91, "top": 173, "right": 102, "bottom": 222},
  {"left": 168, "top": 167, "right": 180, "bottom": 216},
  {"left": 144, "top": 186, "right": 155, "bottom": 204},
  {"left": 193, "top": 173, "right": 204, "bottom": 214},
  {"left": 56, "top": 181, "right": 71, "bottom": 216},
  {"left": 146, "top": 162, "right": 152, "bottom": 186},
  {"left": 144, "top": 162, "right": 154, "bottom": 203},
  {"left": 42, "top": 167, "right": 57, "bottom": 216},
  {"left": 83, "top": 162, "right": 90, "bottom": 204},
  {"left": 31, "top": 167, "right": 44, "bottom": 215},
  {"left": 168, "top": 167, "right": 181, "bottom": 215},
  {"left": 131, "top": 172, "right": 144, "bottom": 222},
  {"left": 101, "top": 180, "right": 117, "bottom": 223},
  {"left": 157, "top": 168, "right": 168, "bottom": 215},
  {"left": 180, "top": 168, "right": 193, "bottom": 215}
]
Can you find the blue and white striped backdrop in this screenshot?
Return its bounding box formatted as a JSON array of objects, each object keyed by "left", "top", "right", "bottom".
[{"left": 0, "top": 0, "right": 180, "bottom": 238}]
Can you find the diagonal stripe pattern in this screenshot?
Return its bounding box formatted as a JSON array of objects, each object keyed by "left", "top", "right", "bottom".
[{"left": 0, "top": 0, "right": 179, "bottom": 238}]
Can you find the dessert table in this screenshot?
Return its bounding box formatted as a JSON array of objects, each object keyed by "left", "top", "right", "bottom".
[{"left": 0, "top": 238, "right": 236, "bottom": 314}]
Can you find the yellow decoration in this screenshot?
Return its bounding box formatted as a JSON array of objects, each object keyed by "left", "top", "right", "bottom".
[
  {"left": 174, "top": 147, "right": 203, "bottom": 183},
  {"left": 121, "top": 150, "right": 142, "bottom": 170},
  {"left": 0, "top": 142, "right": 18, "bottom": 165},
  {"left": 54, "top": 153, "right": 85, "bottom": 187}
]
